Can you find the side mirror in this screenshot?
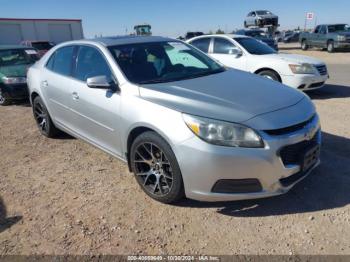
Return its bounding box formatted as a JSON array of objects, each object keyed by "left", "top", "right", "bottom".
[
  {"left": 87, "top": 75, "right": 117, "bottom": 90},
  {"left": 228, "top": 48, "right": 243, "bottom": 58}
]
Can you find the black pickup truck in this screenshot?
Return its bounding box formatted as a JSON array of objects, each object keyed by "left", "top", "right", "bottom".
[{"left": 300, "top": 24, "right": 350, "bottom": 52}]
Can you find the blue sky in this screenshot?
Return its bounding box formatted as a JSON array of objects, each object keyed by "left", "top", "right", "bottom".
[{"left": 1, "top": 0, "right": 349, "bottom": 37}]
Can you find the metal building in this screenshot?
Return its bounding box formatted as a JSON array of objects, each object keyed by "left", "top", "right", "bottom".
[{"left": 0, "top": 18, "right": 84, "bottom": 45}]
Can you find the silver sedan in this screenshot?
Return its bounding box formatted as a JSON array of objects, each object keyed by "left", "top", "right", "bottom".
[{"left": 27, "top": 36, "right": 321, "bottom": 203}]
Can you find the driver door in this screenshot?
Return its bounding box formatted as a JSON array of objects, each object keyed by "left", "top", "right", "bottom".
[{"left": 209, "top": 37, "right": 247, "bottom": 71}]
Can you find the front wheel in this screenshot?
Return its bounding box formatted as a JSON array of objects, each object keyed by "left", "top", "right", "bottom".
[
  {"left": 301, "top": 40, "right": 309, "bottom": 50},
  {"left": 327, "top": 41, "right": 335, "bottom": 53},
  {"left": 32, "top": 96, "right": 60, "bottom": 138},
  {"left": 257, "top": 70, "right": 281, "bottom": 82},
  {"left": 0, "top": 89, "right": 11, "bottom": 106},
  {"left": 130, "top": 131, "right": 185, "bottom": 204}
]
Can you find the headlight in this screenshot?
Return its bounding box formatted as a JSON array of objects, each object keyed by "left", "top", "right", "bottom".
[
  {"left": 183, "top": 114, "right": 264, "bottom": 148},
  {"left": 2, "top": 76, "right": 27, "bottom": 84},
  {"left": 337, "top": 35, "right": 346, "bottom": 41},
  {"left": 289, "top": 63, "right": 316, "bottom": 74}
]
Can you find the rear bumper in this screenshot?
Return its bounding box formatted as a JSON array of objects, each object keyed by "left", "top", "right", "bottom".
[{"left": 0, "top": 83, "right": 29, "bottom": 100}]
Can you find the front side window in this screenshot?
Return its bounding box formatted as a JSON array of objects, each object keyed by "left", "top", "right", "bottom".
[
  {"left": 49, "top": 46, "right": 74, "bottom": 76},
  {"left": 0, "top": 49, "right": 39, "bottom": 67},
  {"left": 190, "top": 38, "right": 211, "bottom": 53},
  {"left": 314, "top": 26, "right": 321, "bottom": 34},
  {"left": 108, "top": 41, "right": 224, "bottom": 84},
  {"left": 74, "top": 46, "right": 112, "bottom": 82},
  {"left": 319, "top": 26, "right": 327, "bottom": 34},
  {"left": 213, "top": 38, "right": 236, "bottom": 54},
  {"left": 234, "top": 37, "right": 276, "bottom": 55}
]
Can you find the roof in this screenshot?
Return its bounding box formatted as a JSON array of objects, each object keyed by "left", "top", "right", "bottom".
[
  {"left": 0, "top": 18, "right": 81, "bottom": 22},
  {"left": 90, "top": 35, "right": 175, "bottom": 46},
  {"left": 0, "top": 45, "right": 34, "bottom": 50},
  {"left": 188, "top": 34, "right": 249, "bottom": 40}
]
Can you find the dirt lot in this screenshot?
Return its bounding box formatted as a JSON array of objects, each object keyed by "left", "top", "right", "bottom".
[{"left": 1, "top": 48, "right": 350, "bottom": 255}]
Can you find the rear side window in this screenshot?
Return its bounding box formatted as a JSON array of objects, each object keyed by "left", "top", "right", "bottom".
[
  {"left": 48, "top": 46, "right": 74, "bottom": 76},
  {"left": 74, "top": 46, "right": 112, "bottom": 82},
  {"left": 190, "top": 38, "right": 211, "bottom": 53},
  {"left": 213, "top": 38, "right": 236, "bottom": 54}
]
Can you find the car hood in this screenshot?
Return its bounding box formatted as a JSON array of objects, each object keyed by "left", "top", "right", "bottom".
[
  {"left": 0, "top": 64, "right": 29, "bottom": 78},
  {"left": 139, "top": 69, "right": 305, "bottom": 124},
  {"left": 263, "top": 53, "right": 324, "bottom": 65}
]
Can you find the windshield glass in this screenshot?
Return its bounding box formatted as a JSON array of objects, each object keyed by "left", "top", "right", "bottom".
[
  {"left": 328, "top": 24, "right": 350, "bottom": 32},
  {"left": 31, "top": 42, "right": 54, "bottom": 50},
  {"left": 234, "top": 37, "right": 277, "bottom": 55},
  {"left": 109, "top": 41, "right": 225, "bottom": 84},
  {"left": 0, "top": 49, "right": 39, "bottom": 67},
  {"left": 245, "top": 30, "right": 267, "bottom": 38},
  {"left": 256, "top": 11, "right": 272, "bottom": 15}
]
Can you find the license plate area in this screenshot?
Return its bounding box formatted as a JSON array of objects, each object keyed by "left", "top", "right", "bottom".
[{"left": 301, "top": 144, "right": 320, "bottom": 172}]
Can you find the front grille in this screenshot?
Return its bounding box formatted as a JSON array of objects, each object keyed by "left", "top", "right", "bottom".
[
  {"left": 211, "top": 179, "right": 262, "bottom": 193},
  {"left": 264, "top": 115, "right": 315, "bottom": 136},
  {"left": 279, "top": 134, "right": 318, "bottom": 166},
  {"left": 315, "top": 64, "right": 327, "bottom": 76},
  {"left": 309, "top": 82, "right": 325, "bottom": 88}
]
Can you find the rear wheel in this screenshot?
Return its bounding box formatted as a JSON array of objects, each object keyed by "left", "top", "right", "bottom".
[
  {"left": 301, "top": 40, "right": 309, "bottom": 50},
  {"left": 327, "top": 40, "right": 335, "bottom": 53},
  {"left": 257, "top": 70, "right": 281, "bottom": 82},
  {"left": 32, "top": 96, "right": 60, "bottom": 138},
  {"left": 130, "top": 131, "right": 185, "bottom": 204},
  {"left": 0, "top": 89, "right": 11, "bottom": 106}
]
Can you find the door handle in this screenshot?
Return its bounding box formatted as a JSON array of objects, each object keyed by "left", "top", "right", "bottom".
[
  {"left": 72, "top": 92, "right": 79, "bottom": 100},
  {"left": 41, "top": 80, "right": 48, "bottom": 88}
]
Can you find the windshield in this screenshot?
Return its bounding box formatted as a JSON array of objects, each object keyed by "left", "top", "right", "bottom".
[
  {"left": 256, "top": 11, "right": 272, "bottom": 15},
  {"left": 0, "top": 49, "right": 39, "bottom": 67},
  {"left": 245, "top": 30, "right": 266, "bottom": 38},
  {"left": 31, "top": 42, "right": 54, "bottom": 50},
  {"left": 109, "top": 41, "right": 225, "bottom": 84},
  {"left": 234, "top": 37, "right": 277, "bottom": 55},
  {"left": 328, "top": 24, "right": 350, "bottom": 32}
]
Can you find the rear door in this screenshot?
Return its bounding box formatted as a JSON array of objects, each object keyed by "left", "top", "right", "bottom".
[
  {"left": 41, "top": 45, "right": 76, "bottom": 128},
  {"left": 210, "top": 37, "right": 247, "bottom": 71},
  {"left": 189, "top": 37, "right": 212, "bottom": 53},
  {"left": 68, "top": 45, "right": 122, "bottom": 156}
]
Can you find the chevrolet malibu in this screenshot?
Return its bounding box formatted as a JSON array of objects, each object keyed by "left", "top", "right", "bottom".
[{"left": 27, "top": 36, "right": 321, "bottom": 203}]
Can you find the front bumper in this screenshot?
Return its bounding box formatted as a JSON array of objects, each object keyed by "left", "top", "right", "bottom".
[
  {"left": 0, "top": 83, "right": 29, "bottom": 100},
  {"left": 281, "top": 73, "right": 329, "bottom": 91},
  {"left": 334, "top": 41, "right": 350, "bottom": 49},
  {"left": 175, "top": 115, "right": 321, "bottom": 202}
]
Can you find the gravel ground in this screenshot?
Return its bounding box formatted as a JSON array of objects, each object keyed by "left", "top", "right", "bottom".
[{"left": 0, "top": 49, "right": 349, "bottom": 255}]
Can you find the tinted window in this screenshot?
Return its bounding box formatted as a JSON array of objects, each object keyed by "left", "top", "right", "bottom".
[
  {"left": 108, "top": 41, "right": 224, "bottom": 84},
  {"left": 328, "top": 24, "right": 350, "bottom": 32},
  {"left": 234, "top": 37, "right": 276, "bottom": 55},
  {"left": 213, "top": 38, "right": 236, "bottom": 54},
  {"left": 32, "top": 42, "right": 54, "bottom": 50},
  {"left": 0, "top": 49, "right": 39, "bottom": 66},
  {"left": 190, "top": 38, "right": 211, "bottom": 53},
  {"left": 314, "top": 26, "right": 321, "bottom": 34},
  {"left": 51, "top": 46, "right": 74, "bottom": 76},
  {"left": 74, "top": 46, "right": 112, "bottom": 82},
  {"left": 319, "top": 26, "right": 327, "bottom": 34}
]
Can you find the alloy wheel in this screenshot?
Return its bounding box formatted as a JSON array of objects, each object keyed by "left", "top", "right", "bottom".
[
  {"left": 33, "top": 101, "right": 48, "bottom": 133},
  {"left": 133, "top": 142, "right": 173, "bottom": 196}
]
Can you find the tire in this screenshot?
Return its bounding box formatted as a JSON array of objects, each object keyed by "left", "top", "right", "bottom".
[
  {"left": 0, "top": 89, "right": 11, "bottom": 106},
  {"left": 327, "top": 40, "right": 335, "bottom": 53},
  {"left": 301, "top": 40, "right": 309, "bottom": 50},
  {"left": 257, "top": 70, "right": 281, "bottom": 82},
  {"left": 130, "top": 131, "right": 185, "bottom": 204},
  {"left": 32, "top": 96, "right": 60, "bottom": 138}
]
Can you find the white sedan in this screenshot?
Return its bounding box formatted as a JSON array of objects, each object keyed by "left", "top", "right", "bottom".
[{"left": 187, "top": 34, "right": 329, "bottom": 90}]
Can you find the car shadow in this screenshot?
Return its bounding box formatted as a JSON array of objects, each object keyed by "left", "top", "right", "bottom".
[
  {"left": 306, "top": 84, "right": 350, "bottom": 99},
  {"left": 176, "top": 132, "right": 350, "bottom": 217},
  {"left": 0, "top": 197, "right": 22, "bottom": 233}
]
